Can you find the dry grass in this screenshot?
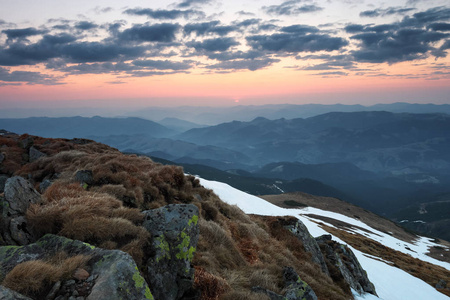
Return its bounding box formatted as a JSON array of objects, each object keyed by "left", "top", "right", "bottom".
[
  {"left": 320, "top": 223, "right": 450, "bottom": 297},
  {"left": 2, "top": 252, "right": 90, "bottom": 298},
  {"left": 1, "top": 134, "right": 361, "bottom": 299}
]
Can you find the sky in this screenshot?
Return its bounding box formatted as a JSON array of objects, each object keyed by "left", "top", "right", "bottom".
[{"left": 0, "top": 0, "right": 449, "bottom": 109}]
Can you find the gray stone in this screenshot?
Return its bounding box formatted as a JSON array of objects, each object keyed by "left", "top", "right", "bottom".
[
  {"left": 0, "top": 175, "right": 8, "bottom": 193},
  {"left": 40, "top": 179, "right": 52, "bottom": 193},
  {"left": 0, "top": 285, "right": 33, "bottom": 300},
  {"left": 46, "top": 281, "right": 61, "bottom": 300},
  {"left": 75, "top": 170, "right": 94, "bottom": 186},
  {"left": 29, "top": 146, "right": 46, "bottom": 163},
  {"left": 251, "top": 286, "right": 285, "bottom": 300},
  {"left": 436, "top": 279, "right": 447, "bottom": 289},
  {"left": 143, "top": 204, "right": 200, "bottom": 300},
  {"left": 19, "top": 137, "right": 33, "bottom": 149},
  {"left": 283, "top": 219, "right": 329, "bottom": 276},
  {"left": 0, "top": 152, "right": 4, "bottom": 163},
  {"left": 283, "top": 267, "right": 318, "bottom": 300},
  {"left": 316, "top": 235, "right": 377, "bottom": 296},
  {"left": 0, "top": 234, "right": 154, "bottom": 300},
  {"left": 1, "top": 176, "right": 41, "bottom": 245}
]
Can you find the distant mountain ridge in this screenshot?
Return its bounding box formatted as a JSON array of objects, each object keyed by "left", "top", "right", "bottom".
[{"left": 0, "top": 116, "right": 174, "bottom": 139}]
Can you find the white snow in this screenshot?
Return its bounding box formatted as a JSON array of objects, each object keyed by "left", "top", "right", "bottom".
[{"left": 199, "top": 178, "right": 450, "bottom": 300}]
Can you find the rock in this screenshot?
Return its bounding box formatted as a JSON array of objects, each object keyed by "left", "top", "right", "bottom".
[
  {"left": 39, "top": 179, "right": 52, "bottom": 193},
  {"left": 251, "top": 286, "right": 285, "bottom": 300},
  {"left": 0, "top": 234, "right": 154, "bottom": 300},
  {"left": 75, "top": 170, "right": 94, "bottom": 186},
  {"left": 1, "top": 176, "right": 41, "bottom": 245},
  {"left": 73, "top": 268, "right": 89, "bottom": 281},
  {"left": 283, "top": 267, "right": 318, "bottom": 300},
  {"left": 0, "top": 152, "right": 4, "bottom": 163},
  {"left": 0, "top": 174, "right": 8, "bottom": 193},
  {"left": 0, "top": 285, "right": 33, "bottom": 300},
  {"left": 143, "top": 204, "right": 200, "bottom": 300},
  {"left": 19, "top": 137, "right": 34, "bottom": 149},
  {"left": 282, "top": 219, "right": 329, "bottom": 276},
  {"left": 46, "top": 281, "right": 61, "bottom": 300},
  {"left": 436, "top": 279, "right": 447, "bottom": 289},
  {"left": 316, "top": 235, "right": 377, "bottom": 296},
  {"left": 29, "top": 146, "right": 47, "bottom": 163}
]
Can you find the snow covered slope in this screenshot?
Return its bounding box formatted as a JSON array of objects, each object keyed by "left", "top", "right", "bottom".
[{"left": 199, "top": 178, "right": 450, "bottom": 300}]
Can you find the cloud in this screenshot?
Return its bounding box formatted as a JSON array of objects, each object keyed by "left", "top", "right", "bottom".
[
  {"left": 93, "top": 7, "right": 113, "bottom": 14},
  {"left": 263, "top": 0, "right": 323, "bottom": 16},
  {"left": 74, "top": 21, "right": 98, "bottom": 31},
  {"left": 187, "top": 37, "right": 239, "bottom": 52},
  {"left": 124, "top": 8, "right": 204, "bottom": 20},
  {"left": 360, "top": 7, "right": 415, "bottom": 18},
  {"left": 247, "top": 30, "right": 348, "bottom": 53},
  {"left": 351, "top": 28, "right": 447, "bottom": 63},
  {"left": 427, "top": 23, "right": 450, "bottom": 31},
  {"left": 177, "top": 0, "right": 212, "bottom": 8},
  {"left": 184, "top": 21, "right": 236, "bottom": 36},
  {"left": 2, "top": 27, "right": 47, "bottom": 42},
  {"left": 0, "top": 66, "right": 62, "bottom": 85},
  {"left": 349, "top": 7, "right": 450, "bottom": 63},
  {"left": 132, "top": 59, "right": 192, "bottom": 70},
  {"left": 206, "top": 58, "right": 280, "bottom": 71},
  {"left": 118, "top": 23, "right": 181, "bottom": 42}
]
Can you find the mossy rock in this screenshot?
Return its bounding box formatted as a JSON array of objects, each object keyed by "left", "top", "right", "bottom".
[{"left": 0, "top": 234, "right": 153, "bottom": 300}]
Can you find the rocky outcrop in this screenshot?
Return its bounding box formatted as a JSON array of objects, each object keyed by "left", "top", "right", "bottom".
[
  {"left": 1, "top": 176, "right": 41, "bottom": 246},
  {"left": 282, "top": 218, "right": 329, "bottom": 276},
  {"left": 316, "top": 235, "right": 377, "bottom": 296},
  {"left": 28, "top": 146, "right": 46, "bottom": 163},
  {"left": 75, "top": 170, "right": 94, "bottom": 186},
  {"left": 252, "top": 267, "right": 318, "bottom": 300},
  {"left": 0, "top": 285, "right": 33, "bottom": 300},
  {"left": 143, "top": 204, "right": 200, "bottom": 300},
  {"left": 0, "top": 174, "right": 8, "bottom": 193},
  {"left": 0, "top": 234, "right": 153, "bottom": 300}
]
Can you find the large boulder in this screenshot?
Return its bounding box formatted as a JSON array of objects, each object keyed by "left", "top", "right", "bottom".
[
  {"left": 282, "top": 218, "right": 329, "bottom": 276},
  {"left": 143, "top": 204, "right": 200, "bottom": 300},
  {"left": 0, "top": 234, "right": 154, "bottom": 300},
  {"left": 316, "top": 235, "right": 377, "bottom": 296},
  {"left": 1, "top": 176, "right": 41, "bottom": 245}
]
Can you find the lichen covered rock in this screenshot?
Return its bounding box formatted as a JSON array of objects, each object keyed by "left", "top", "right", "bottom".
[
  {"left": 143, "top": 204, "right": 199, "bottom": 300},
  {"left": 0, "top": 234, "right": 153, "bottom": 300}
]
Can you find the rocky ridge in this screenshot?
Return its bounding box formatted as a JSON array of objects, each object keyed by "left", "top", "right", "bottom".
[{"left": 0, "top": 132, "right": 376, "bottom": 300}]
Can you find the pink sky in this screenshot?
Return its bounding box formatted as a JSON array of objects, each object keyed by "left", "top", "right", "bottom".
[{"left": 0, "top": 0, "right": 449, "bottom": 108}]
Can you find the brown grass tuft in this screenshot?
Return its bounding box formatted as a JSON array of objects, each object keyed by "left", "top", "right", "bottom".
[{"left": 194, "top": 266, "right": 230, "bottom": 300}]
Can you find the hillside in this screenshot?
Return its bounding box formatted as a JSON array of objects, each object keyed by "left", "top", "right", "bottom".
[{"left": 0, "top": 132, "right": 449, "bottom": 300}]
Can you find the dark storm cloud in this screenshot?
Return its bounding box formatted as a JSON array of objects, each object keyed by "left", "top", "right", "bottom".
[
  {"left": 360, "top": 7, "right": 415, "bottom": 18},
  {"left": 344, "top": 24, "right": 365, "bottom": 33},
  {"left": 263, "top": 0, "right": 323, "bottom": 16},
  {"left": 247, "top": 30, "right": 348, "bottom": 53},
  {"left": 0, "top": 66, "right": 61, "bottom": 85},
  {"left": 281, "top": 24, "right": 319, "bottom": 34},
  {"left": 177, "top": 0, "right": 212, "bottom": 8},
  {"left": 124, "top": 8, "right": 204, "bottom": 20},
  {"left": 206, "top": 58, "right": 280, "bottom": 71},
  {"left": 427, "top": 23, "right": 450, "bottom": 31},
  {"left": 132, "top": 59, "right": 192, "bottom": 70},
  {"left": 187, "top": 37, "right": 239, "bottom": 52},
  {"left": 234, "top": 19, "right": 261, "bottom": 28},
  {"left": 74, "top": 21, "right": 98, "bottom": 31},
  {"left": 184, "top": 21, "right": 236, "bottom": 36},
  {"left": 118, "top": 23, "right": 181, "bottom": 42},
  {"left": 2, "top": 27, "right": 47, "bottom": 42}
]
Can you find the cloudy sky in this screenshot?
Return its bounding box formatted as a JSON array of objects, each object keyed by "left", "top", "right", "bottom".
[{"left": 0, "top": 0, "right": 449, "bottom": 108}]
